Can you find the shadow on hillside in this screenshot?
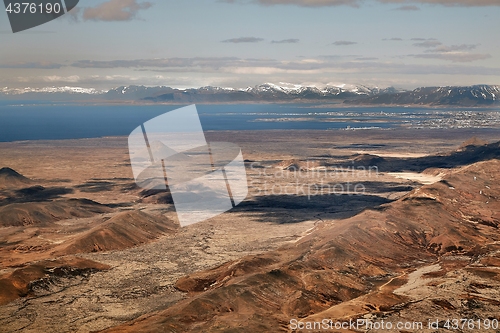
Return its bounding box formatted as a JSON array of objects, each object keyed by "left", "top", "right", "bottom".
[
  {"left": 335, "top": 142, "right": 500, "bottom": 172},
  {"left": 75, "top": 181, "right": 115, "bottom": 193},
  {"left": 0, "top": 186, "right": 74, "bottom": 206},
  {"left": 230, "top": 193, "right": 392, "bottom": 224}
]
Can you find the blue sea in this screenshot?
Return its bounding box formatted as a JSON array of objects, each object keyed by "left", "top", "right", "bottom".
[{"left": 0, "top": 101, "right": 499, "bottom": 142}]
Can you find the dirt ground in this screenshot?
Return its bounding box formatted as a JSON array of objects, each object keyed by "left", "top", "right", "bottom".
[{"left": 0, "top": 128, "right": 499, "bottom": 332}]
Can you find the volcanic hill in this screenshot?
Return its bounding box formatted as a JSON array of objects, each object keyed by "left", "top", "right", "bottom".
[{"left": 101, "top": 158, "right": 500, "bottom": 332}]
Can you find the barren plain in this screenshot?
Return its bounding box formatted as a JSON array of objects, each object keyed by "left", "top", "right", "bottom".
[{"left": 0, "top": 128, "right": 499, "bottom": 332}]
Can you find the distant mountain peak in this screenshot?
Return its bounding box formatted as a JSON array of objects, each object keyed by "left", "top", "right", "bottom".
[
  {"left": 1, "top": 83, "right": 498, "bottom": 106},
  {"left": 346, "top": 84, "right": 500, "bottom": 106},
  {"left": 1, "top": 86, "right": 105, "bottom": 95}
]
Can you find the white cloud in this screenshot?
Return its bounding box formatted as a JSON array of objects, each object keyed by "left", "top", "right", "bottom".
[
  {"left": 83, "top": 0, "right": 152, "bottom": 22},
  {"left": 225, "top": 0, "right": 500, "bottom": 6},
  {"left": 42, "top": 75, "right": 81, "bottom": 83},
  {"left": 271, "top": 39, "right": 300, "bottom": 44},
  {"left": 222, "top": 37, "right": 265, "bottom": 43},
  {"left": 332, "top": 40, "right": 357, "bottom": 46}
]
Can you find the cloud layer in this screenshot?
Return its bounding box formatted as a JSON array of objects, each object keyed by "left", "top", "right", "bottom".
[
  {"left": 333, "top": 40, "right": 357, "bottom": 45},
  {"left": 4, "top": 54, "right": 499, "bottom": 90},
  {"left": 272, "top": 39, "right": 300, "bottom": 44},
  {"left": 68, "top": 56, "right": 500, "bottom": 75},
  {"left": 0, "top": 61, "right": 63, "bottom": 69},
  {"left": 381, "top": 0, "right": 500, "bottom": 6},
  {"left": 222, "top": 37, "right": 264, "bottom": 43},
  {"left": 410, "top": 40, "right": 490, "bottom": 62},
  {"left": 394, "top": 5, "right": 420, "bottom": 10},
  {"left": 226, "top": 0, "right": 500, "bottom": 6},
  {"left": 83, "top": 0, "right": 152, "bottom": 22},
  {"left": 255, "top": 0, "right": 361, "bottom": 7}
]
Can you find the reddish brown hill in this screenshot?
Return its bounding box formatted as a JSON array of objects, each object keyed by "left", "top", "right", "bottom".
[
  {"left": 138, "top": 188, "right": 174, "bottom": 204},
  {"left": 57, "top": 210, "right": 178, "bottom": 254},
  {"left": 101, "top": 159, "right": 500, "bottom": 333},
  {"left": 0, "top": 167, "right": 32, "bottom": 189},
  {"left": 352, "top": 153, "right": 386, "bottom": 165},
  {"left": 0, "top": 257, "right": 109, "bottom": 306},
  {"left": 0, "top": 199, "right": 112, "bottom": 227}
]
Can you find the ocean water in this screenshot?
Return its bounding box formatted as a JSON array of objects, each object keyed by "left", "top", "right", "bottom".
[{"left": 0, "top": 101, "right": 498, "bottom": 142}]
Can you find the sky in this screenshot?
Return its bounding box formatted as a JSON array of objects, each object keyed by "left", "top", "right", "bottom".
[{"left": 1, "top": 0, "right": 499, "bottom": 90}]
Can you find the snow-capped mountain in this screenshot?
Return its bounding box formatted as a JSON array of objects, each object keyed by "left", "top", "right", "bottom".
[
  {"left": 135, "top": 83, "right": 407, "bottom": 103},
  {"left": 346, "top": 85, "right": 500, "bottom": 106},
  {"left": 1, "top": 83, "right": 498, "bottom": 106},
  {"left": 1, "top": 86, "right": 105, "bottom": 95},
  {"left": 246, "top": 83, "right": 395, "bottom": 96}
]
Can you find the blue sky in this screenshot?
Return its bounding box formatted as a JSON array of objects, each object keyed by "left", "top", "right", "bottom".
[{"left": 1, "top": 0, "right": 499, "bottom": 89}]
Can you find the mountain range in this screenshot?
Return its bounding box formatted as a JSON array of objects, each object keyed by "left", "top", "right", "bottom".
[{"left": 1, "top": 84, "right": 499, "bottom": 106}]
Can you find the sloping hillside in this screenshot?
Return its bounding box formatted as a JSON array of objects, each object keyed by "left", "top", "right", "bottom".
[
  {"left": 58, "top": 211, "right": 178, "bottom": 254},
  {"left": 101, "top": 159, "right": 500, "bottom": 332},
  {"left": 0, "top": 199, "right": 112, "bottom": 227},
  {"left": 0, "top": 257, "right": 109, "bottom": 306},
  {"left": 0, "top": 168, "right": 32, "bottom": 189}
]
